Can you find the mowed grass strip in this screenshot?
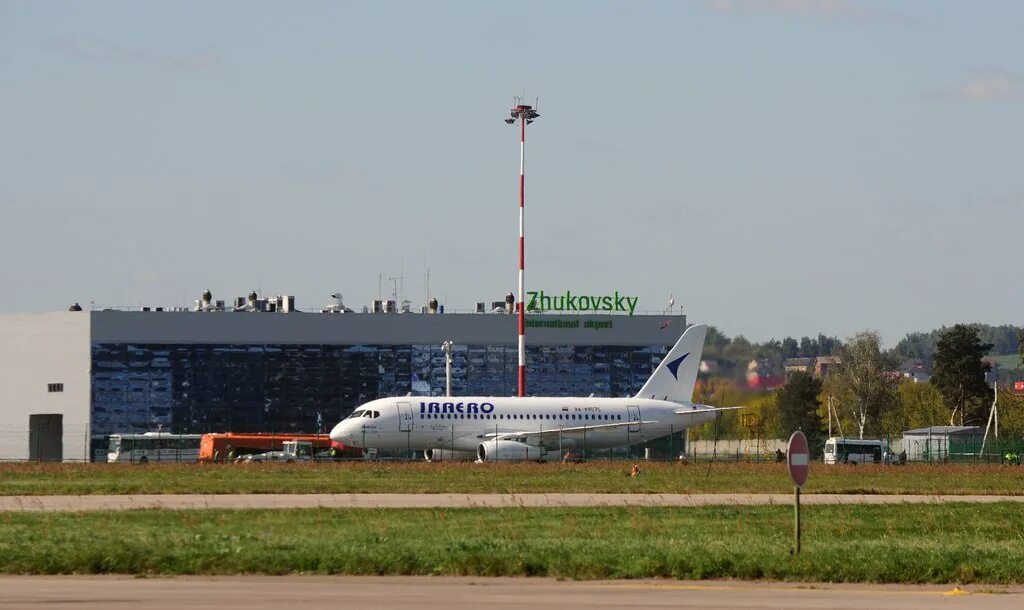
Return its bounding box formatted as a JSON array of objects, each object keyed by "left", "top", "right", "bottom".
[
  {"left": 2, "top": 461, "right": 1024, "bottom": 495},
  {"left": 0, "top": 504, "right": 1021, "bottom": 582}
]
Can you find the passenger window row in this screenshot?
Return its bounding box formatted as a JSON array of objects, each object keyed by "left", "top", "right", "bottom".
[{"left": 419, "top": 413, "right": 624, "bottom": 421}]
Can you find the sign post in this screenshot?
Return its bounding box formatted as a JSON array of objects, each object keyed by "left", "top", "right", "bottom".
[{"left": 787, "top": 430, "right": 810, "bottom": 555}]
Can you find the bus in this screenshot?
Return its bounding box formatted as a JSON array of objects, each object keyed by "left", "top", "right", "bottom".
[
  {"left": 107, "top": 432, "right": 203, "bottom": 463},
  {"left": 823, "top": 437, "right": 885, "bottom": 464}
]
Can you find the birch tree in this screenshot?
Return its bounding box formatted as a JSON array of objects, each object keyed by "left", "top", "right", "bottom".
[{"left": 831, "top": 330, "right": 899, "bottom": 439}]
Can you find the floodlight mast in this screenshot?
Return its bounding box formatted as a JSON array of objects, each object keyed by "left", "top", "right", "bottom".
[{"left": 506, "top": 97, "right": 540, "bottom": 398}]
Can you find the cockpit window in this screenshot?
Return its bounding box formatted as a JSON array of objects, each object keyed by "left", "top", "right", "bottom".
[
  {"left": 362, "top": 411, "right": 373, "bottom": 418},
  {"left": 372, "top": 411, "right": 381, "bottom": 418},
  {"left": 346, "top": 410, "right": 364, "bottom": 420}
]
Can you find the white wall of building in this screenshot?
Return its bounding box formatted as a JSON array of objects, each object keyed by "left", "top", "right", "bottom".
[
  {"left": 688, "top": 439, "right": 788, "bottom": 457},
  {"left": 687, "top": 438, "right": 905, "bottom": 459},
  {"left": 0, "top": 313, "right": 91, "bottom": 461}
]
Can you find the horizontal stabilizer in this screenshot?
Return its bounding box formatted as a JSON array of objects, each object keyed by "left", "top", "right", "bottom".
[{"left": 674, "top": 406, "right": 746, "bottom": 415}]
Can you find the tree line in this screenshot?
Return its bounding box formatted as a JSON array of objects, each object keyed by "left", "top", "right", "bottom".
[
  {"left": 690, "top": 324, "right": 1017, "bottom": 452},
  {"left": 701, "top": 323, "right": 1021, "bottom": 386},
  {"left": 892, "top": 324, "right": 1020, "bottom": 367}
]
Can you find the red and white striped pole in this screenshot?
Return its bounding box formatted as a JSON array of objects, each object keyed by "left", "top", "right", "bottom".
[
  {"left": 518, "top": 112, "right": 526, "bottom": 397},
  {"left": 506, "top": 100, "right": 538, "bottom": 398}
]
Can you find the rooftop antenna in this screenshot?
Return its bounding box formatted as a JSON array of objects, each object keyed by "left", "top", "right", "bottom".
[
  {"left": 389, "top": 272, "right": 405, "bottom": 305},
  {"left": 505, "top": 93, "right": 541, "bottom": 397},
  {"left": 424, "top": 260, "right": 430, "bottom": 310}
]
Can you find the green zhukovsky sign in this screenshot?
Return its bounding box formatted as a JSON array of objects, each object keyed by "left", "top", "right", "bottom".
[{"left": 526, "top": 290, "right": 639, "bottom": 316}]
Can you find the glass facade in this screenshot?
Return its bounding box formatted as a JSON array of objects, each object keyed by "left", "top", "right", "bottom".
[{"left": 90, "top": 342, "right": 668, "bottom": 435}]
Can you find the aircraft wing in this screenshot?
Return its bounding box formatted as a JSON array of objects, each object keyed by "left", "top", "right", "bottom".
[
  {"left": 483, "top": 420, "right": 661, "bottom": 443},
  {"left": 674, "top": 406, "right": 746, "bottom": 415}
]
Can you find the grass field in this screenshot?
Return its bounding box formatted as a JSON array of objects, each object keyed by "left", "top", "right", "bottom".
[
  {"left": 0, "top": 504, "right": 1021, "bottom": 582},
  {"left": 2, "top": 461, "right": 1024, "bottom": 495}
]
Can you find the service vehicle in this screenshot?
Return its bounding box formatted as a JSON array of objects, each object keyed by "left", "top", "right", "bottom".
[
  {"left": 823, "top": 437, "right": 885, "bottom": 464},
  {"left": 237, "top": 440, "right": 314, "bottom": 463},
  {"left": 199, "top": 433, "right": 358, "bottom": 462},
  {"left": 107, "top": 432, "right": 202, "bottom": 463}
]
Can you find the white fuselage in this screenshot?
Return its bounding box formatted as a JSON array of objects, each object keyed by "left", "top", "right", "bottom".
[{"left": 329, "top": 396, "right": 718, "bottom": 454}]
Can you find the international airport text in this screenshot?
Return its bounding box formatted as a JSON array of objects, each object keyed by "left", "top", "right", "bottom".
[{"left": 525, "top": 318, "right": 613, "bottom": 330}]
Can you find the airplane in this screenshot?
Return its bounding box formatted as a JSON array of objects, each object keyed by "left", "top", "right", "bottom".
[{"left": 329, "top": 323, "right": 738, "bottom": 461}]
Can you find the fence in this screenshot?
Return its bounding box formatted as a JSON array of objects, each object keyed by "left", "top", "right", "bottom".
[
  {"left": 688, "top": 439, "right": 788, "bottom": 461},
  {"left": 0, "top": 425, "right": 697, "bottom": 464},
  {"left": 903, "top": 435, "right": 1024, "bottom": 464},
  {"left": 0, "top": 426, "right": 94, "bottom": 463},
  {"left": 2, "top": 426, "right": 1023, "bottom": 465}
]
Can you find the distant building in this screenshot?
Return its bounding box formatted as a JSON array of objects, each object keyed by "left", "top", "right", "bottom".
[
  {"left": 784, "top": 357, "right": 814, "bottom": 375},
  {"left": 783, "top": 356, "right": 841, "bottom": 378},
  {"left": 905, "top": 371, "right": 931, "bottom": 383},
  {"left": 814, "top": 356, "right": 841, "bottom": 377},
  {"left": 899, "top": 359, "right": 930, "bottom": 383},
  {"left": 901, "top": 426, "right": 984, "bottom": 462}
]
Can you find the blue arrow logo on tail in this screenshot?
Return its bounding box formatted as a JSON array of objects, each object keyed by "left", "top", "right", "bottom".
[{"left": 666, "top": 352, "right": 690, "bottom": 381}]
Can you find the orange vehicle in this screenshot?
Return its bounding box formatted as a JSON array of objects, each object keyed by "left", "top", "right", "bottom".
[{"left": 198, "top": 433, "right": 361, "bottom": 462}]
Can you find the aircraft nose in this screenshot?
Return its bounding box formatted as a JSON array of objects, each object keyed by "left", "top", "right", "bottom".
[{"left": 329, "top": 421, "right": 349, "bottom": 444}]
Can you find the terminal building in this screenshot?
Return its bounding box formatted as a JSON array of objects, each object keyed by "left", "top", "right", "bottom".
[{"left": 0, "top": 299, "right": 686, "bottom": 461}]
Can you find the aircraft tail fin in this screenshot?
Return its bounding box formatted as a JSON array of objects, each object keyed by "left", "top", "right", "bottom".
[{"left": 635, "top": 324, "right": 707, "bottom": 404}]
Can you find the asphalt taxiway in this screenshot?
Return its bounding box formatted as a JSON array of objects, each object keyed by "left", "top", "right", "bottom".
[{"left": 0, "top": 576, "right": 1018, "bottom": 610}]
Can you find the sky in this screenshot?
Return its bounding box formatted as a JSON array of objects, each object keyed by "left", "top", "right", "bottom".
[{"left": 1, "top": 0, "right": 1021, "bottom": 345}]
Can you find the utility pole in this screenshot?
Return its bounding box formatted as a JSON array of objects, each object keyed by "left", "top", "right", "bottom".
[
  {"left": 442, "top": 340, "right": 454, "bottom": 397},
  {"left": 980, "top": 382, "right": 999, "bottom": 458},
  {"left": 827, "top": 395, "right": 845, "bottom": 439}
]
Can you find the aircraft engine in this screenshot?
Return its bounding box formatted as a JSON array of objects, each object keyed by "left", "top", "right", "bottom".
[
  {"left": 423, "top": 449, "right": 477, "bottom": 462},
  {"left": 476, "top": 440, "right": 547, "bottom": 462}
]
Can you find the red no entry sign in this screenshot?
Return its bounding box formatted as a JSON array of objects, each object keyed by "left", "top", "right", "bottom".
[{"left": 787, "top": 430, "right": 810, "bottom": 488}]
